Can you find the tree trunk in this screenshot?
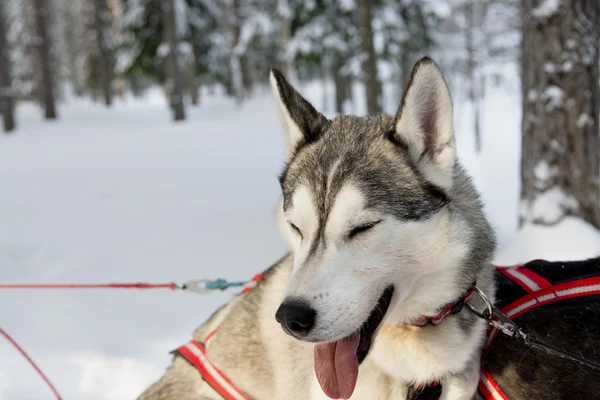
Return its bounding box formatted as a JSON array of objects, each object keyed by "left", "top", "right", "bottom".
[
  {"left": 356, "top": 0, "right": 380, "bottom": 115},
  {"left": 241, "top": 56, "right": 252, "bottom": 97},
  {"left": 465, "top": 1, "right": 481, "bottom": 153},
  {"left": 62, "top": 3, "right": 85, "bottom": 96},
  {"left": 0, "top": 1, "right": 15, "bottom": 132},
  {"left": 520, "top": 0, "right": 600, "bottom": 229},
  {"left": 321, "top": 58, "right": 329, "bottom": 113},
  {"left": 227, "top": 0, "right": 243, "bottom": 105},
  {"left": 189, "top": 62, "right": 199, "bottom": 106},
  {"left": 345, "top": 74, "right": 354, "bottom": 113},
  {"left": 93, "top": 0, "right": 113, "bottom": 106},
  {"left": 33, "top": 0, "right": 58, "bottom": 120},
  {"left": 163, "top": 0, "right": 185, "bottom": 121},
  {"left": 276, "top": 0, "right": 293, "bottom": 80},
  {"left": 332, "top": 56, "right": 347, "bottom": 114}
]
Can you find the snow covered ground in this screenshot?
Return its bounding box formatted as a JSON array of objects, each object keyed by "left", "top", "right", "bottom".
[{"left": 0, "top": 80, "right": 598, "bottom": 400}]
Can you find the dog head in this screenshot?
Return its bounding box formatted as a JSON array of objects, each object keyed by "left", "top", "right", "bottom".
[{"left": 270, "top": 58, "right": 489, "bottom": 399}]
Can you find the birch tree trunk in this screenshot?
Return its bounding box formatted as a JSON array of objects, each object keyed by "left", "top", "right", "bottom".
[
  {"left": 163, "top": 0, "right": 185, "bottom": 121},
  {"left": 0, "top": 0, "right": 15, "bottom": 132},
  {"left": 33, "top": 0, "right": 58, "bottom": 119},
  {"left": 520, "top": 0, "right": 600, "bottom": 229},
  {"left": 356, "top": 0, "right": 380, "bottom": 115}
]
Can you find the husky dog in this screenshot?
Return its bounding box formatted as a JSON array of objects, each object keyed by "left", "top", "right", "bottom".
[{"left": 138, "top": 57, "right": 497, "bottom": 400}]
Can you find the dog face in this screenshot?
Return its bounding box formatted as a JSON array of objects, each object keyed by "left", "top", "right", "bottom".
[{"left": 271, "top": 59, "right": 461, "bottom": 346}]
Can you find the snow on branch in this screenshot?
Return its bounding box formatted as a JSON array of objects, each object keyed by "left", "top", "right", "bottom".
[{"left": 531, "top": 0, "right": 561, "bottom": 19}]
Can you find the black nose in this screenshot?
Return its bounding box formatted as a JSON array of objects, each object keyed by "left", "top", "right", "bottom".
[{"left": 275, "top": 301, "right": 316, "bottom": 338}]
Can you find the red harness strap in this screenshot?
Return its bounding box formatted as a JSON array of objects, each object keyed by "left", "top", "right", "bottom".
[
  {"left": 174, "top": 274, "right": 265, "bottom": 399},
  {"left": 176, "top": 332, "right": 251, "bottom": 400},
  {"left": 241, "top": 274, "right": 264, "bottom": 293},
  {"left": 478, "top": 267, "right": 600, "bottom": 400},
  {"left": 497, "top": 266, "right": 552, "bottom": 293}
]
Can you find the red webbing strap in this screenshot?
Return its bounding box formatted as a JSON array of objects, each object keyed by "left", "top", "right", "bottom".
[
  {"left": 478, "top": 367, "right": 509, "bottom": 400},
  {"left": 497, "top": 267, "right": 552, "bottom": 293},
  {"left": 479, "top": 276, "right": 600, "bottom": 399},
  {"left": 176, "top": 341, "right": 251, "bottom": 400},
  {"left": 175, "top": 333, "right": 251, "bottom": 400},
  {"left": 241, "top": 274, "right": 265, "bottom": 293}
]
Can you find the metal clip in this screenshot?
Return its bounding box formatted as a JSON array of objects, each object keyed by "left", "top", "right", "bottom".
[
  {"left": 466, "top": 286, "right": 528, "bottom": 341},
  {"left": 180, "top": 279, "right": 214, "bottom": 294},
  {"left": 465, "top": 286, "right": 494, "bottom": 320}
]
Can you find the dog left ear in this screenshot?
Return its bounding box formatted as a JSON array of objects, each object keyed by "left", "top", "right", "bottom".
[
  {"left": 393, "top": 57, "right": 456, "bottom": 190},
  {"left": 270, "top": 69, "right": 329, "bottom": 159}
]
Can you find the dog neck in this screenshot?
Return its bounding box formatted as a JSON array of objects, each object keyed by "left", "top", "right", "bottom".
[{"left": 404, "top": 283, "right": 475, "bottom": 327}]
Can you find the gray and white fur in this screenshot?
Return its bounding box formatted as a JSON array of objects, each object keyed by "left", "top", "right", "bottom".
[{"left": 137, "top": 57, "right": 497, "bottom": 400}]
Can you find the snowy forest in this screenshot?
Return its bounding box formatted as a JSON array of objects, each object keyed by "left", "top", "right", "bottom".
[
  {"left": 0, "top": 0, "right": 599, "bottom": 399},
  {"left": 1, "top": 0, "right": 523, "bottom": 122}
]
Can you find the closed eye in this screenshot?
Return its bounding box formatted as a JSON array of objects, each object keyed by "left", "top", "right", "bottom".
[
  {"left": 348, "top": 220, "right": 381, "bottom": 239},
  {"left": 289, "top": 223, "right": 303, "bottom": 240}
]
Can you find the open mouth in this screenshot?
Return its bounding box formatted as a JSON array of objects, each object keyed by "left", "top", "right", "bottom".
[{"left": 314, "top": 285, "right": 394, "bottom": 399}]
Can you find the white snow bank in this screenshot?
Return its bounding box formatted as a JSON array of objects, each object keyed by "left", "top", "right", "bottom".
[{"left": 495, "top": 216, "right": 600, "bottom": 265}]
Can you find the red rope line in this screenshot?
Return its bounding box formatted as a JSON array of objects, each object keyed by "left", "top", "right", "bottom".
[
  {"left": 0, "top": 328, "right": 62, "bottom": 400},
  {"left": 0, "top": 282, "right": 178, "bottom": 289}
]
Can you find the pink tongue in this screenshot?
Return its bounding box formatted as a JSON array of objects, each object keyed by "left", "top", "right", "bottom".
[{"left": 314, "top": 333, "right": 360, "bottom": 399}]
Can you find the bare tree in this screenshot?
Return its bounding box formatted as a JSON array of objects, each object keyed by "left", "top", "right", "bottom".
[
  {"left": 0, "top": 0, "right": 15, "bottom": 132},
  {"left": 356, "top": 0, "right": 381, "bottom": 114},
  {"left": 93, "top": 0, "right": 114, "bottom": 106},
  {"left": 520, "top": 0, "right": 600, "bottom": 228},
  {"left": 163, "top": 0, "right": 185, "bottom": 121},
  {"left": 33, "top": 0, "right": 58, "bottom": 119}
]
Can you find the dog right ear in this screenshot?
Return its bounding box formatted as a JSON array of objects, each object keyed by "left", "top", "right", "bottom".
[
  {"left": 392, "top": 57, "right": 456, "bottom": 190},
  {"left": 270, "top": 69, "right": 329, "bottom": 159}
]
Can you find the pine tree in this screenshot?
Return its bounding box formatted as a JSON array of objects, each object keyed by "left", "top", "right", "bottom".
[
  {"left": 520, "top": 0, "right": 600, "bottom": 228},
  {"left": 184, "top": 0, "right": 220, "bottom": 105},
  {"left": 119, "top": 0, "right": 164, "bottom": 84},
  {"left": 289, "top": 1, "right": 357, "bottom": 113}
]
